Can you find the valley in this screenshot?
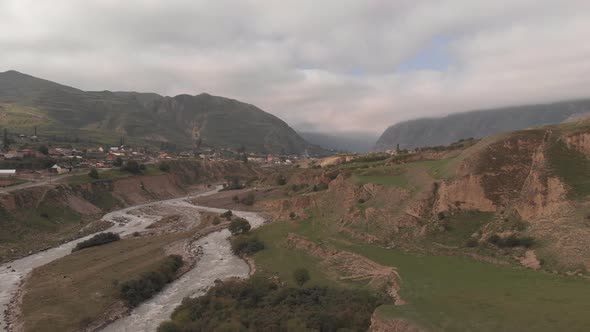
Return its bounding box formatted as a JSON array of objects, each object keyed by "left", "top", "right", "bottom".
[{"left": 1, "top": 89, "right": 590, "bottom": 331}]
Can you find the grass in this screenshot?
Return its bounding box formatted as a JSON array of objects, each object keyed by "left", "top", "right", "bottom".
[
  {"left": 425, "top": 211, "right": 494, "bottom": 247},
  {"left": 21, "top": 232, "right": 188, "bottom": 332},
  {"left": 252, "top": 214, "right": 590, "bottom": 332},
  {"left": 66, "top": 165, "right": 165, "bottom": 186},
  {"left": 252, "top": 221, "right": 336, "bottom": 288},
  {"left": 547, "top": 138, "right": 590, "bottom": 200},
  {"left": 353, "top": 169, "right": 411, "bottom": 189}
]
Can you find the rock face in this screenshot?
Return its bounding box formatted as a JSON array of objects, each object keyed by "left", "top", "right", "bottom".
[
  {"left": 0, "top": 70, "right": 321, "bottom": 154},
  {"left": 375, "top": 98, "right": 590, "bottom": 150}
]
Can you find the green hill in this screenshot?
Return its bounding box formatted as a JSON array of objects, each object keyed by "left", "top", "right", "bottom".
[{"left": 0, "top": 70, "right": 320, "bottom": 154}]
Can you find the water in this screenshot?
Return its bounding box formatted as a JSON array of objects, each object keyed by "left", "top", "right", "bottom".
[{"left": 0, "top": 187, "right": 265, "bottom": 332}]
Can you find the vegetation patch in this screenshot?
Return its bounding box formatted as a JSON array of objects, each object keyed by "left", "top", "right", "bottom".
[
  {"left": 547, "top": 138, "right": 590, "bottom": 200},
  {"left": 158, "top": 277, "right": 385, "bottom": 332},
  {"left": 230, "top": 234, "right": 265, "bottom": 256},
  {"left": 72, "top": 232, "right": 120, "bottom": 252},
  {"left": 119, "top": 255, "right": 184, "bottom": 307}
]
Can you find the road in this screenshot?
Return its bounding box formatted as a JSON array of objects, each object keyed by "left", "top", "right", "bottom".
[{"left": 0, "top": 172, "right": 79, "bottom": 194}]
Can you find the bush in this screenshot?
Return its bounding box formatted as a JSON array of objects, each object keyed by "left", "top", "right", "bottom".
[
  {"left": 289, "top": 212, "right": 297, "bottom": 220},
  {"left": 231, "top": 235, "right": 265, "bottom": 256},
  {"left": 158, "top": 162, "right": 171, "bottom": 172},
  {"left": 88, "top": 168, "right": 99, "bottom": 179},
  {"left": 119, "top": 255, "right": 183, "bottom": 307},
  {"left": 487, "top": 234, "right": 535, "bottom": 248},
  {"left": 114, "top": 157, "right": 123, "bottom": 167},
  {"left": 73, "top": 232, "right": 120, "bottom": 252},
  {"left": 212, "top": 217, "right": 221, "bottom": 225},
  {"left": 293, "top": 267, "right": 310, "bottom": 286},
  {"left": 122, "top": 160, "right": 142, "bottom": 174},
  {"left": 228, "top": 218, "right": 251, "bottom": 235},
  {"left": 221, "top": 210, "right": 233, "bottom": 220},
  {"left": 357, "top": 198, "right": 365, "bottom": 204},
  {"left": 465, "top": 238, "right": 479, "bottom": 248},
  {"left": 38, "top": 145, "right": 49, "bottom": 155},
  {"left": 240, "top": 192, "right": 256, "bottom": 206},
  {"left": 276, "top": 175, "right": 287, "bottom": 186},
  {"left": 232, "top": 195, "right": 239, "bottom": 203}
]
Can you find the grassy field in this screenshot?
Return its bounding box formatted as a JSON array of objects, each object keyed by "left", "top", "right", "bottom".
[
  {"left": 252, "top": 217, "right": 590, "bottom": 332},
  {"left": 66, "top": 165, "right": 165, "bottom": 185},
  {"left": 21, "top": 232, "right": 188, "bottom": 332}
]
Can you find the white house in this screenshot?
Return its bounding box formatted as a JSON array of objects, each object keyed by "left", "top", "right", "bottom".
[{"left": 0, "top": 170, "right": 16, "bottom": 177}]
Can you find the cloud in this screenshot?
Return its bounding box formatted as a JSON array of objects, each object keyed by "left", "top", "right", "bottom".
[{"left": 1, "top": 0, "right": 590, "bottom": 133}]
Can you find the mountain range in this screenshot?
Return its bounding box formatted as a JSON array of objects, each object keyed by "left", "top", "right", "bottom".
[
  {"left": 0, "top": 70, "right": 320, "bottom": 154},
  {"left": 375, "top": 99, "right": 590, "bottom": 150}
]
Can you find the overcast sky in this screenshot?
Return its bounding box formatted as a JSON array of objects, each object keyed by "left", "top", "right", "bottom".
[{"left": 1, "top": 0, "right": 590, "bottom": 134}]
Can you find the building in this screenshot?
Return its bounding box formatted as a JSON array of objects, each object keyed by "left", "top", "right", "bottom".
[
  {"left": 0, "top": 170, "right": 16, "bottom": 177},
  {"left": 49, "top": 164, "right": 70, "bottom": 174}
]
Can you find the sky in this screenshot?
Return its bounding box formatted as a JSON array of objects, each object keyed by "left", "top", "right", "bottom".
[{"left": 1, "top": 0, "right": 590, "bottom": 134}]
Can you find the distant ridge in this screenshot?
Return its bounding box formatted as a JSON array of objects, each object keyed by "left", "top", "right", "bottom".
[{"left": 375, "top": 99, "right": 590, "bottom": 150}]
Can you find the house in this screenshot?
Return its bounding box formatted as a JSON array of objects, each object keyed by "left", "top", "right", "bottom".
[
  {"left": 49, "top": 164, "right": 69, "bottom": 174},
  {"left": 0, "top": 170, "right": 16, "bottom": 177}
]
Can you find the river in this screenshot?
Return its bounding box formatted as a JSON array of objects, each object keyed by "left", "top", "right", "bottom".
[{"left": 0, "top": 187, "right": 266, "bottom": 332}]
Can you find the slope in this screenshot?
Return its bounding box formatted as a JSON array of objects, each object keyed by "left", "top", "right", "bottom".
[{"left": 0, "top": 70, "right": 319, "bottom": 154}]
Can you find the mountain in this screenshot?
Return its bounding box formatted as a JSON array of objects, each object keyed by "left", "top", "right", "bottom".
[
  {"left": 0, "top": 70, "right": 321, "bottom": 154},
  {"left": 375, "top": 99, "right": 590, "bottom": 150},
  {"left": 298, "top": 131, "right": 379, "bottom": 153}
]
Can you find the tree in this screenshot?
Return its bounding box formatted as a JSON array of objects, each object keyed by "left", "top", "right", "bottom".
[
  {"left": 122, "top": 160, "right": 142, "bottom": 174},
  {"left": 221, "top": 210, "right": 233, "bottom": 220},
  {"left": 88, "top": 168, "right": 99, "bottom": 179},
  {"left": 114, "top": 157, "right": 123, "bottom": 167},
  {"left": 228, "top": 218, "right": 251, "bottom": 235},
  {"left": 38, "top": 145, "right": 49, "bottom": 155},
  {"left": 293, "top": 268, "right": 310, "bottom": 286},
  {"left": 158, "top": 162, "right": 171, "bottom": 172}
]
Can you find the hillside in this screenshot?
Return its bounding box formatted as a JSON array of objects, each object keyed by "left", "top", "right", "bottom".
[
  {"left": 178, "top": 120, "right": 590, "bottom": 331},
  {"left": 0, "top": 70, "right": 320, "bottom": 154},
  {"left": 375, "top": 99, "right": 590, "bottom": 150}
]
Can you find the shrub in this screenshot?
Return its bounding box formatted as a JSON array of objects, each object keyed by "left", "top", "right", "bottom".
[
  {"left": 465, "top": 238, "right": 479, "bottom": 248},
  {"left": 289, "top": 212, "right": 297, "bottom": 220},
  {"left": 228, "top": 218, "right": 251, "bottom": 235},
  {"left": 158, "top": 162, "right": 171, "bottom": 172},
  {"left": 221, "top": 210, "right": 233, "bottom": 220},
  {"left": 487, "top": 234, "right": 535, "bottom": 248},
  {"left": 114, "top": 157, "right": 123, "bottom": 167},
  {"left": 240, "top": 192, "right": 256, "bottom": 206},
  {"left": 358, "top": 198, "right": 365, "bottom": 204},
  {"left": 212, "top": 217, "right": 221, "bottom": 225},
  {"left": 231, "top": 235, "right": 265, "bottom": 256},
  {"left": 232, "top": 195, "right": 239, "bottom": 203},
  {"left": 293, "top": 267, "right": 310, "bottom": 286},
  {"left": 73, "top": 232, "right": 120, "bottom": 252},
  {"left": 88, "top": 168, "right": 99, "bottom": 179},
  {"left": 38, "top": 145, "right": 49, "bottom": 155},
  {"left": 119, "top": 255, "right": 183, "bottom": 307},
  {"left": 276, "top": 175, "right": 287, "bottom": 186}
]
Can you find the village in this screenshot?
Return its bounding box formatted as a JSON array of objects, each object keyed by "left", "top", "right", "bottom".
[{"left": 0, "top": 130, "right": 304, "bottom": 188}]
